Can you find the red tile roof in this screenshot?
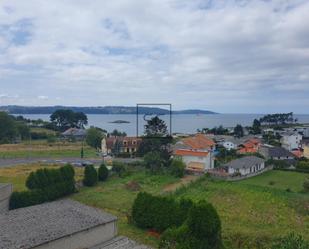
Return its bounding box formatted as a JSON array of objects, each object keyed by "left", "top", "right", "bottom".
[
  {"left": 174, "top": 149, "right": 209, "bottom": 157},
  {"left": 182, "top": 134, "right": 215, "bottom": 150}
]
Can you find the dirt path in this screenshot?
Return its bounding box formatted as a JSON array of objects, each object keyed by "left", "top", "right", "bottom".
[{"left": 163, "top": 175, "right": 200, "bottom": 192}]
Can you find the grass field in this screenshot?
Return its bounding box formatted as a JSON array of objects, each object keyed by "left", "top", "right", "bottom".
[
  {"left": 238, "top": 170, "right": 308, "bottom": 192},
  {"left": 0, "top": 165, "right": 308, "bottom": 249},
  {"left": 0, "top": 141, "right": 98, "bottom": 159}
]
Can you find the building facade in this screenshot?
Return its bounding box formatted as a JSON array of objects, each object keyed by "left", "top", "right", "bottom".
[
  {"left": 223, "top": 156, "right": 265, "bottom": 176},
  {"left": 280, "top": 132, "right": 302, "bottom": 151}
]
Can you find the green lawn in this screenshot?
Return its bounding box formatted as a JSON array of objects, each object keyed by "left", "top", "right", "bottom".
[
  {"left": 0, "top": 147, "right": 97, "bottom": 159},
  {"left": 173, "top": 176, "right": 309, "bottom": 249},
  {"left": 1, "top": 165, "right": 308, "bottom": 249},
  {"left": 238, "top": 170, "right": 308, "bottom": 192}
]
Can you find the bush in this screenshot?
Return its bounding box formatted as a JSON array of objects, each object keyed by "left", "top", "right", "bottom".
[
  {"left": 10, "top": 164, "right": 76, "bottom": 209},
  {"left": 170, "top": 159, "right": 186, "bottom": 178},
  {"left": 83, "top": 165, "right": 98, "bottom": 186},
  {"left": 131, "top": 192, "right": 192, "bottom": 232},
  {"left": 160, "top": 201, "right": 222, "bottom": 249},
  {"left": 112, "top": 161, "right": 127, "bottom": 177},
  {"left": 98, "top": 163, "right": 109, "bottom": 181},
  {"left": 9, "top": 189, "right": 46, "bottom": 209},
  {"left": 144, "top": 151, "right": 164, "bottom": 173},
  {"left": 296, "top": 161, "right": 309, "bottom": 170},
  {"left": 186, "top": 201, "right": 222, "bottom": 248},
  {"left": 272, "top": 233, "right": 309, "bottom": 249}
]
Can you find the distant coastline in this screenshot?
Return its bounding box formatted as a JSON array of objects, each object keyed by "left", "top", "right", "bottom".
[{"left": 0, "top": 105, "right": 218, "bottom": 115}]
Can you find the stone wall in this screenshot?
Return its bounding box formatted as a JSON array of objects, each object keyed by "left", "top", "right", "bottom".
[{"left": 0, "top": 183, "right": 12, "bottom": 213}]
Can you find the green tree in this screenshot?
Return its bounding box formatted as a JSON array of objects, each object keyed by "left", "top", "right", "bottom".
[
  {"left": 145, "top": 116, "right": 168, "bottom": 137},
  {"left": 234, "top": 124, "right": 244, "bottom": 138},
  {"left": 170, "top": 159, "right": 186, "bottom": 178},
  {"left": 83, "top": 165, "right": 98, "bottom": 186},
  {"left": 138, "top": 116, "right": 172, "bottom": 168},
  {"left": 86, "top": 127, "right": 104, "bottom": 150},
  {"left": 0, "top": 112, "right": 17, "bottom": 143},
  {"left": 98, "top": 163, "right": 109, "bottom": 181},
  {"left": 144, "top": 151, "right": 164, "bottom": 173},
  {"left": 252, "top": 119, "right": 261, "bottom": 134},
  {"left": 50, "top": 109, "right": 88, "bottom": 131}
]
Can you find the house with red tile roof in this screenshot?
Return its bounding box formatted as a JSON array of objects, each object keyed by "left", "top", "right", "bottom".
[
  {"left": 101, "top": 136, "right": 142, "bottom": 156},
  {"left": 173, "top": 134, "right": 215, "bottom": 173},
  {"left": 237, "top": 138, "right": 261, "bottom": 154}
]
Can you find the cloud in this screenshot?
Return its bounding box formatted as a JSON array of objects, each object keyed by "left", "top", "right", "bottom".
[{"left": 0, "top": 0, "right": 309, "bottom": 112}]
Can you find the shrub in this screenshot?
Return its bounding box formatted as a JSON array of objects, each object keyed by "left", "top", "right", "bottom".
[
  {"left": 160, "top": 200, "right": 222, "bottom": 249},
  {"left": 112, "top": 161, "right": 126, "bottom": 177},
  {"left": 272, "top": 233, "right": 309, "bottom": 249},
  {"left": 83, "top": 165, "right": 98, "bottom": 186},
  {"left": 296, "top": 161, "right": 309, "bottom": 170},
  {"left": 186, "top": 200, "right": 222, "bottom": 248},
  {"left": 10, "top": 164, "right": 76, "bottom": 210},
  {"left": 9, "top": 189, "right": 46, "bottom": 210},
  {"left": 144, "top": 151, "right": 164, "bottom": 173},
  {"left": 170, "top": 159, "right": 186, "bottom": 178},
  {"left": 98, "top": 163, "right": 109, "bottom": 181},
  {"left": 132, "top": 192, "right": 193, "bottom": 232}
]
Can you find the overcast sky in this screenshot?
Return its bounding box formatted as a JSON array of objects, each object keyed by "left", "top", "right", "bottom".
[{"left": 0, "top": 0, "right": 309, "bottom": 113}]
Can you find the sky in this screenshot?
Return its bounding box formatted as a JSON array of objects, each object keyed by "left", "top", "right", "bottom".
[{"left": 0, "top": 0, "right": 309, "bottom": 113}]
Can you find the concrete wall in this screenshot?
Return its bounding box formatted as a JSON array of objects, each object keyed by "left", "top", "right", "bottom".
[
  {"left": 33, "top": 221, "right": 117, "bottom": 249},
  {"left": 0, "top": 183, "right": 12, "bottom": 213},
  {"left": 182, "top": 154, "right": 214, "bottom": 170}
]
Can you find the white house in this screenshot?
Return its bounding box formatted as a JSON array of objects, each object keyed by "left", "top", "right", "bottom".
[
  {"left": 173, "top": 134, "right": 215, "bottom": 173},
  {"left": 223, "top": 156, "right": 265, "bottom": 176},
  {"left": 174, "top": 149, "right": 214, "bottom": 173},
  {"left": 280, "top": 132, "right": 302, "bottom": 151},
  {"left": 223, "top": 141, "right": 237, "bottom": 150}
]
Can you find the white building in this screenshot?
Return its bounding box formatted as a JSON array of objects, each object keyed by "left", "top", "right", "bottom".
[
  {"left": 223, "top": 141, "right": 237, "bottom": 150},
  {"left": 224, "top": 156, "right": 265, "bottom": 176},
  {"left": 174, "top": 149, "right": 214, "bottom": 173},
  {"left": 280, "top": 132, "right": 302, "bottom": 151}
]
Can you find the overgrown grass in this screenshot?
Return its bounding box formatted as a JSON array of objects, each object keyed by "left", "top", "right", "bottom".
[
  {"left": 0, "top": 142, "right": 98, "bottom": 159},
  {"left": 0, "top": 165, "right": 308, "bottom": 249},
  {"left": 238, "top": 170, "right": 308, "bottom": 192}
]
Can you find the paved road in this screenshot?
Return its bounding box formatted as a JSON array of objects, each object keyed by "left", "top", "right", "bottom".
[{"left": 0, "top": 157, "right": 142, "bottom": 168}]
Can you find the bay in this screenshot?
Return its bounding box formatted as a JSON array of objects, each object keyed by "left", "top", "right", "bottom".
[{"left": 16, "top": 114, "right": 309, "bottom": 136}]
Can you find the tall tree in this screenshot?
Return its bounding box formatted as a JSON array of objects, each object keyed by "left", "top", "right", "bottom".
[
  {"left": 234, "top": 124, "right": 244, "bottom": 138},
  {"left": 0, "top": 112, "right": 17, "bottom": 143},
  {"left": 252, "top": 119, "right": 261, "bottom": 135},
  {"left": 139, "top": 116, "right": 172, "bottom": 169},
  {"left": 86, "top": 127, "right": 104, "bottom": 150},
  {"left": 50, "top": 109, "right": 88, "bottom": 131},
  {"left": 144, "top": 116, "right": 168, "bottom": 137}
]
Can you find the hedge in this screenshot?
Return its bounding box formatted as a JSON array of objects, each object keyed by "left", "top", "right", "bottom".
[
  {"left": 98, "top": 163, "right": 109, "bottom": 181},
  {"left": 10, "top": 164, "right": 76, "bottom": 210},
  {"left": 160, "top": 201, "right": 222, "bottom": 249},
  {"left": 83, "top": 165, "right": 98, "bottom": 186},
  {"left": 132, "top": 192, "right": 193, "bottom": 232}
]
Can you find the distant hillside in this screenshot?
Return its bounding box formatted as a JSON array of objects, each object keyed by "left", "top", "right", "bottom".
[{"left": 0, "top": 105, "right": 218, "bottom": 115}]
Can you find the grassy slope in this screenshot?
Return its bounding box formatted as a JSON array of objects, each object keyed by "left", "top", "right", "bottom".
[
  {"left": 174, "top": 177, "right": 309, "bottom": 248},
  {"left": 72, "top": 171, "right": 178, "bottom": 247},
  {"left": 0, "top": 165, "right": 308, "bottom": 249},
  {"left": 238, "top": 170, "right": 308, "bottom": 192}
]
